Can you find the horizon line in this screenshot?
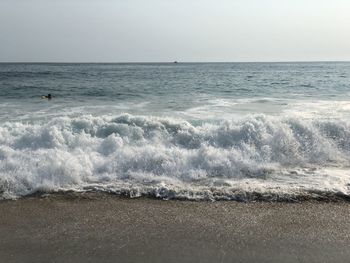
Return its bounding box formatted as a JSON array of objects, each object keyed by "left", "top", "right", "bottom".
[{"left": 0, "top": 60, "right": 350, "bottom": 64}]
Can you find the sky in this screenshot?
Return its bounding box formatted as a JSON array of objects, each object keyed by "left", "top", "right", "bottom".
[{"left": 0, "top": 0, "right": 350, "bottom": 62}]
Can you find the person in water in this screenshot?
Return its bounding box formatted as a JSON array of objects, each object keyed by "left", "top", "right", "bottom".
[{"left": 41, "top": 94, "right": 52, "bottom": 100}]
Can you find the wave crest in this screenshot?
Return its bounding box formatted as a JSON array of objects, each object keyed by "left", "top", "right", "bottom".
[{"left": 1, "top": 114, "right": 350, "bottom": 200}]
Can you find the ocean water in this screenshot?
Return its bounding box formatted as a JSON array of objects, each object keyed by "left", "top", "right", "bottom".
[{"left": 1, "top": 62, "right": 350, "bottom": 201}]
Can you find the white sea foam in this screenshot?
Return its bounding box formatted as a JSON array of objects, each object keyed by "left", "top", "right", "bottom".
[{"left": 1, "top": 113, "right": 350, "bottom": 200}]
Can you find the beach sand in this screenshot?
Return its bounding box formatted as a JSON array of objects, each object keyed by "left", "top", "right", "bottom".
[{"left": 1, "top": 193, "right": 350, "bottom": 263}]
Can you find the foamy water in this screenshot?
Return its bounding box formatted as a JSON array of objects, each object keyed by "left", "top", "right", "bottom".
[{"left": 1, "top": 62, "right": 350, "bottom": 200}]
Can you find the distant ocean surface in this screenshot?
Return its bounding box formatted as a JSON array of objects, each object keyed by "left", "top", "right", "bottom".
[{"left": 1, "top": 62, "right": 350, "bottom": 201}]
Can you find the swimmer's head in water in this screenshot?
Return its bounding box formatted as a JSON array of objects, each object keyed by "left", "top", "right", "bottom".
[{"left": 41, "top": 94, "right": 53, "bottom": 99}]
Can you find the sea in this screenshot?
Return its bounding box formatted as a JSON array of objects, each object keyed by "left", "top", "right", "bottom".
[{"left": 1, "top": 62, "right": 350, "bottom": 201}]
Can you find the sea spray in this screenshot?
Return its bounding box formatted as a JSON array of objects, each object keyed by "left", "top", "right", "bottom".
[{"left": 1, "top": 113, "right": 350, "bottom": 200}]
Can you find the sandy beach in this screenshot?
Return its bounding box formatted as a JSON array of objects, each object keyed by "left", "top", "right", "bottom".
[{"left": 1, "top": 194, "right": 350, "bottom": 263}]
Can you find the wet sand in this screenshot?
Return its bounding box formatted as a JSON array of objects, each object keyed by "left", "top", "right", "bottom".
[{"left": 1, "top": 193, "right": 350, "bottom": 263}]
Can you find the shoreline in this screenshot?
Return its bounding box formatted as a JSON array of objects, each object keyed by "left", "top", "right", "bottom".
[
  {"left": 4, "top": 189, "right": 350, "bottom": 203},
  {"left": 1, "top": 193, "right": 350, "bottom": 262}
]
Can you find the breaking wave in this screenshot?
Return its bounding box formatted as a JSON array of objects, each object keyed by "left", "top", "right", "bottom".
[{"left": 1, "top": 113, "right": 350, "bottom": 201}]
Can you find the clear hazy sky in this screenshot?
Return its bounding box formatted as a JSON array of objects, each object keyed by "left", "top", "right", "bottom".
[{"left": 0, "top": 0, "right": 349, "bottom": 62}]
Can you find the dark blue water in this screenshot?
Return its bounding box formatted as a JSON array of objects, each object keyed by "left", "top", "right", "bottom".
[{"left": 1, "top": 62, "right": 349, "bottom": 101}]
